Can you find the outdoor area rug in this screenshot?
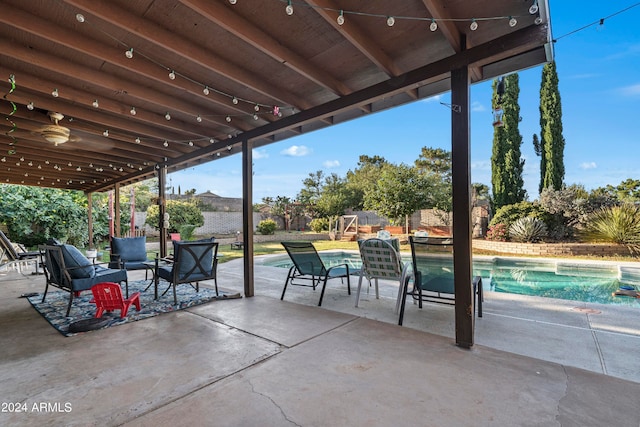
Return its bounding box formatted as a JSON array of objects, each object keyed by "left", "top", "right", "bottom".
[{"left": 27, "top": 280, "right": 241, "bottom": 337}]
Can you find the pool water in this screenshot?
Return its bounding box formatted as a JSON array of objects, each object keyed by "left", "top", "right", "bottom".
[{"left": 264, "top": 252, "right": 640, "bottom": 306}]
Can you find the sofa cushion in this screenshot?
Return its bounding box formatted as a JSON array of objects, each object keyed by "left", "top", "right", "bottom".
[
  {"left": 111, "top": 236, "right": 147, "bottom": 262},
  {"left": 61, "top": 244, "right": 95, "bottom": 279}
]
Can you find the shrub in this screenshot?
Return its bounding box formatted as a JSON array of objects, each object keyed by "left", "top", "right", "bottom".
[
  {"left": 509, "top": 217, "right": 547, "bottom": 243},
  {"left": 489, "top": 201, "right": 548, "bottom": 228},
  {"left": 176, "top": 224, "right": 197, "bottom": 240},
  {"left": 256, "top": 218, "right": 277, "bottom": 235},
  {"left": 581, "top": 204, "right": 640, "bottom": 252},
  {"left": 309, "top": 217, "right": 329, "bottom": 233},
  {"left": 146, "top": 200, "right": 204, "bottom": 233},
  {"left": 486, "top": 223, "right": 508, "bottom": 241}
]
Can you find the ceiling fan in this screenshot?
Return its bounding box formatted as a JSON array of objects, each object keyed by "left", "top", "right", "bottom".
[{"left": 38, "top": 111, "right": 72, "bottom": 145}]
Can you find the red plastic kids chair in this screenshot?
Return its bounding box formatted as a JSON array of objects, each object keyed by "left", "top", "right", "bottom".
[{"left": 91, "top": 282, "right": 141, "bottom": 318}]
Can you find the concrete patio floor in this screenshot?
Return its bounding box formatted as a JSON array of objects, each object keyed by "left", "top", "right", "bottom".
[{"left": 1, "top": 255, "right": 640, "bottom": 426}]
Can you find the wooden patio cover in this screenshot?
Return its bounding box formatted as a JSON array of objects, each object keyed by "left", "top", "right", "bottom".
[{"left": 0, "top": 0, "right": 553, "bottom": 347}]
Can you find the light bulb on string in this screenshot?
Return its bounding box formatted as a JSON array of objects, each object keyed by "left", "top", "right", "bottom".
[
  {"left": 196, "top": 115, "right": 202, "bottom": 122},
  {"left": 253, "top": 114, "right": 259, "bottom": 120},
  {"left": 203, "top": 86, "right": 210, "bottom": 95},
  {"left": 386, "top": 16, "right": 395, "bottom": 27},
  {"left": 470, "top": 19, "right": 478, "bottom": 31},
  {"left": 337, "top": 10, "right": 344, "bottom": 26},
  {"left": 130, "top": 107, "right": 136, "bottom": 115},
  {"left": 165, "top": 112, "right": 171, "bottom": 120},
  {"left": 254, "top": 104, "right": 260, "bottom": 112},
  {"left": 125, "top": 48, "right": 134, "bottom": 59},
  {"left": 229, "top": 0, "right": 237, "bottom": 4},
  {"left": 163, "top": 141, "right": 169, "bottom": 147},
  {"left": 135, "top": 137, "right": 141, "bottom": 143},
  {"left": 509, "top": 16, "right": 517, "bottom": 27},
  {"left": 52, "top": 88, "right": 59, "bottom": 97},
  {"left": 429, "top": 19, "right": 438, "bottom": 32},
  {"left": 529, "top": 0, "right": 539, "bottom": 14},
  {"left": 188, "top": 141, "right": 194, "bottom": 146},
  {"left": 27, "top": 102, "right": 34, "bottom": 110},
  {"left": 103, "top": 130, "right": 109, "bottom": 137},
  {"left": 226, "top": 115, "right": 232, "bottom": 122},
  {"left": 285, "top": 1, "right": 293, "bottom": 15},
  {"left": 232, "top": 97, "right": 238, "bottom": 104},
  {"left": 168, "top": 70, "right": 176, "bottom": 80},
  {"left": 76, "top": 13, "right": 85, "bottom": 23}
]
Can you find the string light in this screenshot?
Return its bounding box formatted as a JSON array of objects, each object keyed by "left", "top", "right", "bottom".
[
  {"left": 135, "top": 137, "right": 141, "bottom": 143},
  {"left": 529, "top": 0, "right": 539, "bottom": 15},
  {"left": 75, "top": 13, "right": 85, "bottom": 23},
  {"left": 165, "top": 112, "right": 171, "bottom": 120},
  {"left": 196, "top": 115, "right": 202, "bottom": 122},
  {"left": 163, "top": 140, "right": 169, "bottom": 147},
  {"left": 125, "top": 48, "right": 134, "bottom": 59},
  {"left": 52, "top": 88, "right": 59, "bottom": 97},
  {"left": 386, "top": 16, "right": 395, "bottom": 27},
  {"left": 229, "top": 0, "right": 237, "bottom": 4},
  {"left": 337, "top": 10, "right": 345, "bottom": 26},
  {"left": 92, "top": 99, "right": 99, "bottom": 108},
  {"left": 103, "top": 130, "right": 109, "bottom": 137},
  {"left": 168, "top": 70, "right": 176, "bottom": 80},
  {"left": 429, "top": 19, "right": 438, "bottom": 32},
  {"left": 470, "top": 19, "right": 478, "bottom": 31},
  {"left": 130, "top": 107, "right": 136, "bottom": 115},
  {"left": 509, "top": 16, "right": 518, "bottom": 27},
  {"left": 226, "top": 115, "right": 232, "bottom": 122},
  {"left": 26, "top": 102, "right": 34, "bottom": 110},
  {"left": 203, "top": 86, "right": 210, "bottom": 95},
  {"left": 285, "top": 1, "right": 293, "bottom": 15},
  {"left": 232, "top": 97, "right": 238, "bottom": 104}
]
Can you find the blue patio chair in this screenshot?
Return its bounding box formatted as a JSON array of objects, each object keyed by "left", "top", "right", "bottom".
[
  {"left": 157, "top": 238, "right": 218, "bottom": 304},
  {"left": 398, "top": 236, "right": 483, "bottom": 326},
  {"left": 280, "top": 241, "right": 353, "bottom": 306},
  {"left": 108, "top": 236, "right": 155, "bottom": 280},
  {"left": 40, "top": 244, "right": 128, "bottom": 316}
]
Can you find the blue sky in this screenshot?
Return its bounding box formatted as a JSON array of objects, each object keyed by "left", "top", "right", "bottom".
[{"left": 170, "top": 2, "right": 640, "bottom": 203}]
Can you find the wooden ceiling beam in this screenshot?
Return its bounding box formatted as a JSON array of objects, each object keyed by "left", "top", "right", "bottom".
[
  {"left": 305, "top": 0, "right": 401, "bottom": 77},
  {"left": 180, "top": 0, "right": 351, "bottom": 96},
  {"left": 0, "top": 3, "right": 268, "bottom": 129},
  {"left": 62, "top": 0, "right": 311, "bottom": 110}
]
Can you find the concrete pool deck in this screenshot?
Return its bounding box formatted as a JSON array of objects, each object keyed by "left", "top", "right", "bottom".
[{"left": 1, "top": 255, "right": 640, "bottom": 426}]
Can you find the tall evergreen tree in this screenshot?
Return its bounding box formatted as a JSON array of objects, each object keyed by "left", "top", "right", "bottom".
[
  {"left": 538, "top": 61, "right": 565, "bottom": 193},
  {"left": 491, "top": 74, "right": 526, "bottom": 210}
]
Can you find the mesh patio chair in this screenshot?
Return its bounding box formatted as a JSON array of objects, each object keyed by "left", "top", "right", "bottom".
[
  {"left": 356, "top": 238, "right": 412, "bottom": 310},
  {"left": 398, "top": 236, "right": 483, "bottom": 326},
  {"left": 280, "top": 241, "right": 353, "bottom": 306}
]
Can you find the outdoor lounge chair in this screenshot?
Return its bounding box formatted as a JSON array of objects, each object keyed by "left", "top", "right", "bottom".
[
  {"left": 280, "top": 241, "right": 353, "bottom": 306},
  {"left": 157, "top": 238, "right": 219, "bottom": 304},
  {"left": 398, "top": 236, "right": 483, "bottom": 326},
  {"left": 0, "top": 230, "right": 40, "bottom": 274},
  {"left": 356, "top": 238, "right": 412, "bottom": 310},
  {"left": 40, "top": 244, "right": 128, "bottom": 316},
  {"left": 108, "top": 236, "right": 155, "bottom": 280}
]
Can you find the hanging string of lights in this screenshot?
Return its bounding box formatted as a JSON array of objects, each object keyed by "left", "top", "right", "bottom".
[
  {"left": 233, "top": 0, "right": 543, "bottom": 30},
  {"left": 3, "top": 75, "right": 18, "bottom": 155}
]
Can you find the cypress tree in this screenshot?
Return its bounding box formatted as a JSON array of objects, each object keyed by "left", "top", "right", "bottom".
[
  {"left": 491, "top": 74, "right": 526, "bottom": 210},
  {"left": 538, "top": 61, "right": 565, "bottom": 192}
]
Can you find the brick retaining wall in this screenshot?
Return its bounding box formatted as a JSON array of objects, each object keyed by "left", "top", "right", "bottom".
[{"left": 472, "top": 239, "right": 633, "bottom": 257}]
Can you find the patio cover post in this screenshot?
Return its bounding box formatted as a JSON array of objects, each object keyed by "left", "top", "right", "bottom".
[
  {"left": 114, "top": 184, "right": 121, "bottom": 238},
  {"left": 242, "top": 139, "right": 254, "bottom": 297},
  {"left": 451, "top": 65, "right": 474, "bottom": 348},
  {"left": 87, "top": 192, "right": 93, "bottom": 249},
  {"left": 158, "top": 166, "right": 167, "bottom": 258}
]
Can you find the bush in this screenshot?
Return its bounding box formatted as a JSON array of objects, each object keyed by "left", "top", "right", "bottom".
[
  {"left": 486, "top": 223, "right": 508, "bottom": 241},
  {"left": 489, "top": 201, "right": 548, "bottom": 228},
  {"left": 309, "top": 218, "right": 329, "bottom": 233},
  {"left": 509, "top": 217, "right": 547, "bottom": 243},
  {"left": 256, "top": 219, "right": 277, "bottom": 235},
  {"left": 146, "top": 200, "right": 204, "bottom": 234},
  {"left": 581, "top": 204, "right": 640, "bottom": 252}
]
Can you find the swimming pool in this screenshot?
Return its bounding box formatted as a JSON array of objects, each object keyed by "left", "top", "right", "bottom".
[{"left": 262, "top": 252, "right": 640, "bottom": 306}]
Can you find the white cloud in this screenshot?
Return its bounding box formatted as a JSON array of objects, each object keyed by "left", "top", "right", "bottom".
[
  {"left": 280, "top": 145, "right": 311, "bottom": 157},
  {"left": 471, "top": 101, "right": 485, "bottom": 112},
  {"left": 619, "top": 84, "right": 640, "bottom": 96},
  {"left": 580, "top": 162, "right": 597, "bottom": 170},
  {"left": 323, "top": 160, "right": 340, "bottom": 168},
  {"left": 252, "top": 149, "right": 269, "bottom": 159},
  {"left": 420, "top": 94, "right": 442, "bottom": 103}
]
